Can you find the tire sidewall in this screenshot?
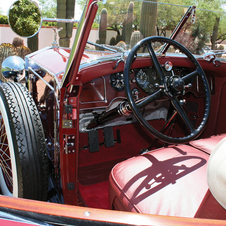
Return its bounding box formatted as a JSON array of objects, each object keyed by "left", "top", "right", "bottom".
[{"left": 0, "top": 90, "right": 20, "bottom": 197}]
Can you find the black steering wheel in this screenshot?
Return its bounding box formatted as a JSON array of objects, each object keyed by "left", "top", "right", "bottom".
[{"left": 124, "top": 36, "right": 211, "bottom": 144}]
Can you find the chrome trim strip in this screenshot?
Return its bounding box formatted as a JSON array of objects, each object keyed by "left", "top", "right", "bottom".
[
  {"left": 79, "top": 55, "right": 122, "bottom": 71},
  {"left": 28, "top": 67, "right": 59, "bottom": 108},
  {"left": 42, "top": 18, "right": 79, "bottom": 24},
  {"left": 26, "top": 56, "right": 62, "bottom": 89},
  {"left": 28, "top": 67, "right": 54, "bottom": 91},
  {"left": 78, "top": 52, "right": 160, "bottom": 71},
  {"left": 80, "top": 96, "right": 126, "bottom": 111}
]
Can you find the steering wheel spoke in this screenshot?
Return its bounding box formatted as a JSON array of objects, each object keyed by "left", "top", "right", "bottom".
[
  {"left": 146, "top": 42, "right": 166, "bottom": 80},
  {"left": 182, "top": 69, "right": 200, "bottom": 84},
  {"left": 136, "top": 89, "right": 164, "bottom": 109},
  {"left": 171, "top": 96, "right": 195, "bottom": 133}
]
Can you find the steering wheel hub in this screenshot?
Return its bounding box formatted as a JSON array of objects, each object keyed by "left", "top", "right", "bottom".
[{"left": 170, "top": 75, "right": 185, "bottom": 92}]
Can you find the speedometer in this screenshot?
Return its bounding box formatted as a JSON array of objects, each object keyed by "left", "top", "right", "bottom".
[
  {"left": 136, "top": 69, "right": 148, "bottom": 85},
  {"left": 135, "top": 68, "right": 160, "bottom": 94}
]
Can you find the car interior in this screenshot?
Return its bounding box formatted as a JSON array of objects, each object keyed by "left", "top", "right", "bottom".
[{"left": 75, "top": 52, "right": 226, "bottom": 220}]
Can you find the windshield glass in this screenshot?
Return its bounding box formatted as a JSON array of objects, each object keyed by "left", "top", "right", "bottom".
[{"left": 82, "top": 0, "right": 226, "bottom": 57}]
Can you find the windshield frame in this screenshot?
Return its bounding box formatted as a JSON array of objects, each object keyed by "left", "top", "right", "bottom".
[{"left": 61, "top": 0, "right": 98, "bottom": 88}]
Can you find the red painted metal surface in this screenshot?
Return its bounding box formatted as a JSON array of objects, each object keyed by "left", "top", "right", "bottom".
[{"left": 0, "top": 196, "right": 226, "bottom": 225}]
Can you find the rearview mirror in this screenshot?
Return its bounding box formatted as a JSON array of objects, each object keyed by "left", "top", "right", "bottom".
[{"left": 8, "top": 0, "right": 42, "bottom": 38}]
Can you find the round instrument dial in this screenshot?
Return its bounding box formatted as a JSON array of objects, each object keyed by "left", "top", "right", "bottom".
[
  {"left": 135, "top": 68, "right": 161, "bottom": 94},
  {"left": 110, "top": 72, "right": 124, "bottom": 92},
  {"left": 136, "top": 69, "right": 147, "bottom": 85}
]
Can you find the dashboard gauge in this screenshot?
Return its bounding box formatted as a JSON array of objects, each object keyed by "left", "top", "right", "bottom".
[
  {"left": 136, "top": 69, "right": 147, "bottom": 85},
  {"left": 110, "top": 72, "right": 124, "bottom": 92},
  {"left": 135, "top": 68, "right": 161, "bottom": 94}
]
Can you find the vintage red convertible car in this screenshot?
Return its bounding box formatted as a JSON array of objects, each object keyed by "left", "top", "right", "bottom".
[{"left": 1, "top": 0, "right": 226, "bottom": 225}]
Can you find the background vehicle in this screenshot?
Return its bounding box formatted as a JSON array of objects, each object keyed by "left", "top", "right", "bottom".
[{"left": 1, "top": 0, "right": 226, "bottom": 225}]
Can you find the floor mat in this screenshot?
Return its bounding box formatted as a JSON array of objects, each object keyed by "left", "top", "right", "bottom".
[
  {"left": 78, "top": 158, "right": 125, "bottom": 185},
  {"left": 79, "top": 181, "right": 110, "bottom": 209}
]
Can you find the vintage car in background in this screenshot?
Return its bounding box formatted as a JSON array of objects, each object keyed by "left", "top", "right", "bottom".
[{"left": 1, "top": 0, "right": 226, "bottom": 225}]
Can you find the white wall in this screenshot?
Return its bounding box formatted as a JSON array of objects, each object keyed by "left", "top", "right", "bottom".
[
  {"left": 0, "top": 25, "right": 119, "bottom": 49},
  {"left": 0, "top": 25, "right": 28, "bottom": 47}
]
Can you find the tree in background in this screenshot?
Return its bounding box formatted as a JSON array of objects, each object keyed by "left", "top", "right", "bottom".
[
  {"left": 215, "top": 15, "right": 226, "bottom": 46},
  {"left": 191, "top": 0, "right": 224, "bottom": 51},
  {"left": 77, "top": 0, "right": 141, "bottom": 43},
  {"left": 8, "top": 0, "right": 41, "bottom": 37},
  {"left": 106, "top": 1, "right": 131, "bottom": 40},
  {"left": 8, "top": 0, "right": 42, "bottom": 52},
  {"left": 183, "top": 0, "right": 226, "bottom": 50},
  {"left": 158, "top": 0, "right": 226, "bottom": 52},
  {"left": 77, "top": 0, "right": 226, "bottom": 50},
  {"left": 39, "top": 0, "right": 57, "bottom": 18},
  {"left": 156, "top": 0, "right": 185, "bottom": 36},
  {"left": 211, "top": 17, "right": 220, "bottom": 50},
  {"left": 0, "top": 15, "right": 8, "bottom": 24}
]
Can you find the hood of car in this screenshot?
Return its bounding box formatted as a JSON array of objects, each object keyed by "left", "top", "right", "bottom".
[{"left": 25, "top": 46, "right": 121, "bottom": 86}]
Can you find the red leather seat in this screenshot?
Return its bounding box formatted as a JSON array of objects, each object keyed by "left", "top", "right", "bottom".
[
  {"left": 109, "top": 144, "right": 226, "bottom": 219},
  {"left": 189, "top": 134, "right": 226, "bottom": 154}
]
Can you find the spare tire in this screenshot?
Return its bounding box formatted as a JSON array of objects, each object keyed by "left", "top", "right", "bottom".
[{"left": 0, "top": 82, "right": 48, "bottom": 200}]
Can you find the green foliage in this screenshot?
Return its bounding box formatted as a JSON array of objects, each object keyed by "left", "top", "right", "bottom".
[
  {"left": 156, "top": 0, "right": 185, "bottom": 33},
  {"left": 8, "top": 0, "right": 41, "bottom": 37},
  {"left": 156, "top": 0, "right": 226, "bottom": 50},
  {"left": 217, "top": 14, "right": 226, "bottom": 44},
  {"left": 0, "top": 15, "right": 8, "bottom": 24},
  {"left": 78, "top": 0, "right": 141, "bottom": 35},
  {"left": 73, "top": 0, "right": 226, "bottom": 48},
  {"left": 192, "top": 24, "right": 209, "bottom": 53},
  {"left": 92, "top": 23, "right": 99, "bottom": 28},
  {"left": 188, "top": 0, "right": 226, "bottom": 47},
  {"left": 39, "top": 0, "right": 57, "bottom": 18},
  {"left": 42, "top": 21, "right": 58, "bottom": 27},
  {"left": 41, "top": 21, "right": 96, "bottom": 29}
]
